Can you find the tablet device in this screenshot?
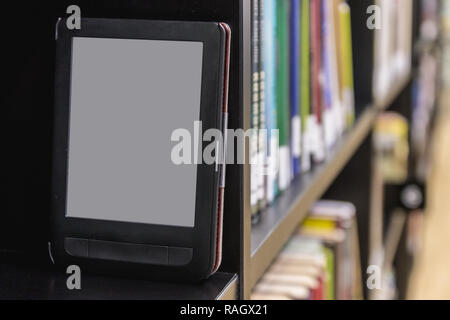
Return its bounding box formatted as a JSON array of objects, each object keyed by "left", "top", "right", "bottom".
[{"left": 50, "top": 18, "right": 230, "bottom": 281}]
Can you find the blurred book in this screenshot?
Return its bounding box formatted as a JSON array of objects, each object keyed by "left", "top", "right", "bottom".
[
  {"left": 420, "top": 0, "right": 439, "bottom": 41},
  {"left": 373, "top": 112, "right": 409, "bottom": 184},
  {"left": 300, "top": 200, "right": 362, "bottom": 300},
  {"left": 252, "top": 200, "right": 362, "bottom": 300},
  {"left": 373, "top": 0, "right": 413, "bottom": 101}
]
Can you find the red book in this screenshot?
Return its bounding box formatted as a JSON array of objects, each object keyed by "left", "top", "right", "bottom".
[{"left": 314, "top": 272, "right": 325, "bottom": 300}]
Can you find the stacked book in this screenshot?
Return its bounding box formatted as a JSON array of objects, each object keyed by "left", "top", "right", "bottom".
[
  {"left": 251, "top": 200, "right": 362, "bottom": 300},
  {"left": 251, "top": 0, "right": 356, "bottom": 220}
]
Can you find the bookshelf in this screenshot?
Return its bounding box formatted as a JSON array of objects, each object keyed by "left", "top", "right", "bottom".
[
  {"left": 244, "top": 72, "right": 411, "bottom": 297},
  {"left": 1, "top": 0, "right": 420, "bottom": 300}
]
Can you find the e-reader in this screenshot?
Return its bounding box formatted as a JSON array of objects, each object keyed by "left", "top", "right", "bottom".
[{"left": 50, "top": 18, "right": 230, "bottom": 281}]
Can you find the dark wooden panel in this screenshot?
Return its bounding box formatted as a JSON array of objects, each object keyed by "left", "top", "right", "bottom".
[{"left": 347, "top": 0, "right": 375, "bottom": 113}]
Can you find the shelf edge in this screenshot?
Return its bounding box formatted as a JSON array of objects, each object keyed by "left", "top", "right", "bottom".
[{"left": 216, "top": 274, "right": 239, "bottom": 300}]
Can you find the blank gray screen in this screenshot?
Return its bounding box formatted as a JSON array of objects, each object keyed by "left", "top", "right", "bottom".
[{"left": 66, "top": 37, "right": 203, "bottom": 227}]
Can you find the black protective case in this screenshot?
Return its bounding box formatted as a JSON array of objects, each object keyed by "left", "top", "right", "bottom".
[{"left": 50, "top": 18, "right": 230, "bottom": 281}]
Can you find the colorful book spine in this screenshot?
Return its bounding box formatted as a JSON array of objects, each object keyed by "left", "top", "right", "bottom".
[
  {"left": 310, "top": 0, "right": 326, "bottom": 163},
  {"left": 321, "top": 0, "right": 337, "bottom": 150},
  {"left": 321, "top": 0, "right": 333, "bottom": 115},
  {"left": 338, "top": 2, "right": 355, "bottom": 127},
  {"left": 263, "top": 0, "right": 278, "bottom": 203},
  {"left": 311, "top": 0, "right": 322, "bottom": 124},
  {"left": 290, "top": 0, "right": 301, "bottom": 178},
  {"left": 333, "top": 0, "right": 343, "bottom": 102},
  {"left": 323, "top": 246, "right": 335, "bottom": 300},
  {"left": 300, "top": 0, "right": 311, "bottom": 172},
  {"left": 329, "top": 0, "right": 346, "bottom": 138},
  {"left": 276, "top": 0, "right": 291, "bottom": 192}
]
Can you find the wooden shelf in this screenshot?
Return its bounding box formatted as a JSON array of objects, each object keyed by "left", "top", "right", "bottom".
[
  {"left": 249, "top": 73, "right": 411, "bottom": 290},
  {"left": 0, "top": 253, "right": 238, "bottom": 300}
]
